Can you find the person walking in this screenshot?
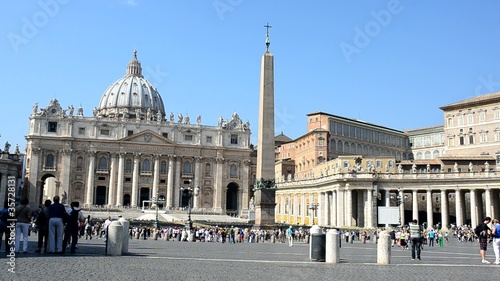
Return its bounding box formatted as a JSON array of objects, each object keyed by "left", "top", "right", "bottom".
[
  {"left": 0, "top": 201, "right": 11, "bottom": 253},
  {"left": 48, "top": 195, "right": 66, "bottom": 253},
  {"left": 409, "top": 219, "right": 423, "bottom": 261},
  {"left": 428, "top": 229, "right": 435, "bottom": 247},
  {"left": 490, "top": 218, "right": 500, "bottom": 265},
  {"left": 287, "top": 226, "right": 294, "bottom": 247},
  {"left": 63, "top": 201, "right": 84, "bottom": 253},
  {"left": 477, "top": 216, "right": 492, "bottom": 264},
  {"left": 15, "top": 197, "right": 32, "bottom": 253}
]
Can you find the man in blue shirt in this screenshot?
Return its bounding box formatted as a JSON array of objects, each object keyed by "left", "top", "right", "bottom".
[{"left": 428, "top": 229, "right": 436, "bottom": 247}]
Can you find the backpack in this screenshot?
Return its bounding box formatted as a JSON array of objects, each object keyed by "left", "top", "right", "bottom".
[
  {"left": 35, "top": 208, "right": 47, "bottom": 226},
  {"left": 474, "top": 224, "right": 483, "bottom": 237}
]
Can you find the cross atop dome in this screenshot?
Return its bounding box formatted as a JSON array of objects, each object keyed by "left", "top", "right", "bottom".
[
  {"left": 126, "top": 49, "right": 143, "bottom": 77},
  {"left": 264, "top": 22, "right": 272, "bottom": 51}
]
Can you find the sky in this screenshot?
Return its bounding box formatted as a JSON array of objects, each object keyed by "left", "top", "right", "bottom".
[{"left": 2, "top": 1, "right": 500, "bottom": 151}]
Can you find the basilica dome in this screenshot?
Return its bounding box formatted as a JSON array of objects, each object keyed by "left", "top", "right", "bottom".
[{"left": 97, "top": 50, "right": 166, "bottom": 120}]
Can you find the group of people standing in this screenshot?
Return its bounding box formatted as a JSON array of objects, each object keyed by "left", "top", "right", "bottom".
[{"left": 0, "top": 196, "right": 85, "bottom": 254}]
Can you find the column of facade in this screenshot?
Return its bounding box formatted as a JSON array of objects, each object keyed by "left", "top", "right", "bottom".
[
  {"left": 440, "top": 189, "right": 449, "bottom": 229},
  {"left": 131, "top": 154, "right": 140, "bottom": 208},
  {"left": 301, "top": 193, "right": 306, "bottom": 225},
  {"left": 470, "top": 189, "right": 478, "bottom": 228},
  {"left": 28, "top": 149, "right": 41, "bottom": 204},
  {"left": 365, "top": 188, "right": 373, "bottom": 228},
  {"left": 107, "top": 153, "right": 117, "bottom": 207},
  {"left": 324, "top": 191, "right": 330, "bottom": 226},
  {"left": 412, "top": 190, "right": 418, "bottom": 221},
  {"left": 345, "top": 187, "right": 352, "bottom": 227},
  {"left": 293, "top": 193, "right": 298, "bottom": 224},
  {"left": 426, "top": 189, "right": 433, "bottom": 229},
  {"left": 484, "top": 187, "right": 492, "bottom": 219},
  {"left": 241, "top": 160, "right": 250, "bottom": 213},
  {"left": 166, "top": 156, "right": 174, "bottom": 208},
  {"left": 152, "top": 155, "right": 160, "bottom": 200},
  {"left": 115, "top": 153, "right": 124, "bottom": 207},
  {"left": 331, "top": 190, "right": 337, "bottom": 227},
  {"left": 85, "top": 152, "right": 96, "bottom": 206},
  {"left": 213, "top": 158, "right": 223, "bottom": 212},
  {"left": 337, "top": 189, "right": 344, "bottom": 227},
  {"left": 60, "top": 150, "right": 72, "bottom": 199},
  {"left": 193, "top": 157, "right": 201, "bottom": 209},
  {"left": 174, "top": 157, "right": 181, "bottom": 208},
  {"left": 0, "top": 170, "right": 7, "bottom": 208},
  {"left": 455, "top": 188, "right": 463, "bottom": 227}
]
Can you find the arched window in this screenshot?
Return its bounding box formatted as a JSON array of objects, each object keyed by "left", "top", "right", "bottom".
[
  {"left": 205, "top": 163, "right": 211, "bottom": 177},
  {"left": 125, "top": 159, "right": 132, "bottom": 173},
  {"left": 76, "top": 156, "right": 83, "bottom": 171},
  {"left": 142, "top": 159, "right": 151, "bottom": 172},
  {"left": 416, "top": 152, "right": 423, "bottom": 160},
  {"left": 45, "top": 153, "right": 54, "bottom": 168},
  {"left": 183, "top": 161, "right": 192, "bottom": 174},
  {"left": 230, "top": 164, "right": 238, "bottom": 178},
  {"left": 160, "top": 161, "right": 167, "bottom": 174},
  {"left": 98, "top": 156, "right": 108, "bottom": 171},
  {"left": 425, "top": 151, "right": 431, "bottom": 159},
  {"left": 433, "top": 150, "right": 440, "bottom": 159}
]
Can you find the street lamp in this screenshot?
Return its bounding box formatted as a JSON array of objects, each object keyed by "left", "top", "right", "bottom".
[
  {"left": 307, "top": 203, "right": 319, "bottom": 226},
  {"left": 151, "top": 193, "right": 165, "bottom": 230},
  {"left": 391, "top": 191, "right": 408, "bottom": 226},
  {"left": 180, "top": 179, "right": 200, "bottom": 232}
]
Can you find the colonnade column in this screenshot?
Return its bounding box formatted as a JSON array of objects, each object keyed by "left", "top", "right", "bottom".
[
  {"left": 85, "top": 152, "right": 96, "bottom": 207},
  {"left": 440, "top": 189, "right": 449, "bottom": 229},
  {"left": 318, "top": 192, "right": 324, "bottom": 226},
  {"left": 345, "top": 187, "right": 352, "bottom": 227},
  {"left": 470, "top": 190, "right": 478, "bottom": 228},
  {"left": 384, "top": 190, "right": 390, "bottom": 228},
  {"left": 426, "top": 189, "right": 433, "bottom": 229},
  {"left": 166, "top": 156, "right": 174, "bottom": 208},
  {"left": 366, "top": 188, "right": 373, "bottom": 228},
  {"left": 398, "top": 189, "right": 404, "bottom": 226},
  {"left": 131, "top": 154, "right": 139, "bottom": 208},
  {"left": 107, "top": 153, "right": 117, "bottom": 207},
  {"left": 412, "top": 190, "right": 418, "bottom": 221},
  {"left": 331, "top": 190, "right": 337, "bottom": 227},
  {"left": 484, "top": 187, "right": 492, "bottom": 219},
  {"left": 151, "top": 155, "right": 160, "bottom": 201},
  {"left": 323, "top": 192, "right": 331, "bottom": 226},
  {"left": 455, "top": 188, "right": 463, "bottom": 227},
  {"left": 213, "top": 158, "right": 223, "bottom": 212},
  {"left": 115, "top": 153, "right": 124, "bottom": 207},
  {"left": 337, "top": 189, "right": 344, "bottom": 227}
]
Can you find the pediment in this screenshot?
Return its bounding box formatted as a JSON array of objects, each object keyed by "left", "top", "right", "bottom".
[{"left": 120, "top": 130, "right": 174, "bottom": 145}]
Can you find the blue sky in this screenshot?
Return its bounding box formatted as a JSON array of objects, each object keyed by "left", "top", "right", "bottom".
[{"left": 2, "top": 0, "right": 500, "bottom": 150}]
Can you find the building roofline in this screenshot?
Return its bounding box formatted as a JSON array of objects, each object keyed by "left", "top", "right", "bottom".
[{"left": 307, "top": 111, "right": 404, "bottom": 134}]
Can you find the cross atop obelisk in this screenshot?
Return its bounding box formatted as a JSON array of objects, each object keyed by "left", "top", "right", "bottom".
[{"left": 264, "top": 22, "right": 272, "bottom": 51}]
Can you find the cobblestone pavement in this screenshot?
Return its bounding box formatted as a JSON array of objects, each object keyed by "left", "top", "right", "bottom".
[{"left": 1, "top": 235, "right": 496, "bottom": 281}]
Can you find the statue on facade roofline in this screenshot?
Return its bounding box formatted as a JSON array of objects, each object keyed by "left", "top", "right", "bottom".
[{"left": 4, "top": 142, "right": 10, "bottom": 153}]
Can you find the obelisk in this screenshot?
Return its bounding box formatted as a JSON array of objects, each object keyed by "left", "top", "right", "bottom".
[{"left": 254, "top": 23, "right": 276, "bottom": 229}]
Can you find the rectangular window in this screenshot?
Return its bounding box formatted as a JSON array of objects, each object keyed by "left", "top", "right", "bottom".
[
  {"left": 496, "top": 110, "right": 500, "bottom": 120},
  {"left": 127, "top": 130, "right": 134, "bottom": 136},
  {"left": 125, "top": 177, "right": 131, "bottom": 182},
  {"left": 480, "top": 133, "right": 488, "bottom": 143},
  {"left": 495, "top": 131, "right": 500, "bottom": 141},
  {"left": 78, "top": 127, "right": 86, "bottom": 135},
  {"left": 100, "top": 129, "right": 110, "bottom": 136},
  {"left": 184, "top": 134, "right": 193, "bottom": 141},
  {"left": 162, "top": 133, "right": 168, "bottom": 138},
  {"left": 447, "top": 117, "right": 453, "bottom": 126},
  {"left": 467, "top": 114, "right": 474, "bottom": 125},
  {"left": 458, "top": 115, "right": 464, "bottom": 125},
  {"left": 376, "top": 160, "right": 382, "bottom": 168},
  {"left": 459, "top": 136, "right": 464, "bottom": 145},
  {"left": 469, "top": 135, "right": 474, "bottom": 144},
  {"left": 480, "top": 111, "right": 486, "bottom": 122},
  {"left": 206, "top": 136, "right": 212, "bottom": 143},
  {"left": 230, "top": 134, "right": 238, "bottom": 144},
  {"left": 48, "top": 122, "right": 57, "bottom": 133},
  {"left": 343, "top": 161, "right": 349, "bottom": 168}
]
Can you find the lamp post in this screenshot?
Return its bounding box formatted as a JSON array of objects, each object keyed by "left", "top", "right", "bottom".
[
  {"left": 181, "top": 179, "right": 200, "bottom": 232},
  {"left": 152, "top": 193, "right": 165, "bottom": 230},
  {"left": 307, "top": 203, "right": 319, "bottom": 226},
  {"left": 391, "top": 190, "right": 408, "bottom": 226}
]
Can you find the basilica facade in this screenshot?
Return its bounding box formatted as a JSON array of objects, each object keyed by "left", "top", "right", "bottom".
[{"left": 24, "top": 51, "right": 255, "bottom": 216}]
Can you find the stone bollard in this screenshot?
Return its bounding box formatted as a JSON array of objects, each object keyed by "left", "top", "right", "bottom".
[
  {"left": 107, "top": 221, "right": 124, "bottom": 256},
  {"left": 118, "top": 218, "right": 130, "bottom": 254},
  {"left": 349, "top": 234, "right": 353, "bottom": 244},
  {"left": 326, "top": 229, "right": 340, "bottom": 263},
  {"left": 271, "top": 234, "right": 276, "bottom": 243},
  {"left": 309, "top": 225, "right": 324, "bottom": 261},
  {"left": 163, "top": 231, "right": 168, "bottom": 241},
  {"left": 153, "top": 230, "right": 158, "bottom": 240},
  {"left": 377, "top": 231, "right": 391, "bottom": 265}
]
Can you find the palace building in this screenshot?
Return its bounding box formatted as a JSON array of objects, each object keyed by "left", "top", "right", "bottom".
[
  {"left": 275, "top": 92, "right": 500, "bottom": 229},
  {"left": 24, "top": 51, "right": 255, "bottom": 217}
]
